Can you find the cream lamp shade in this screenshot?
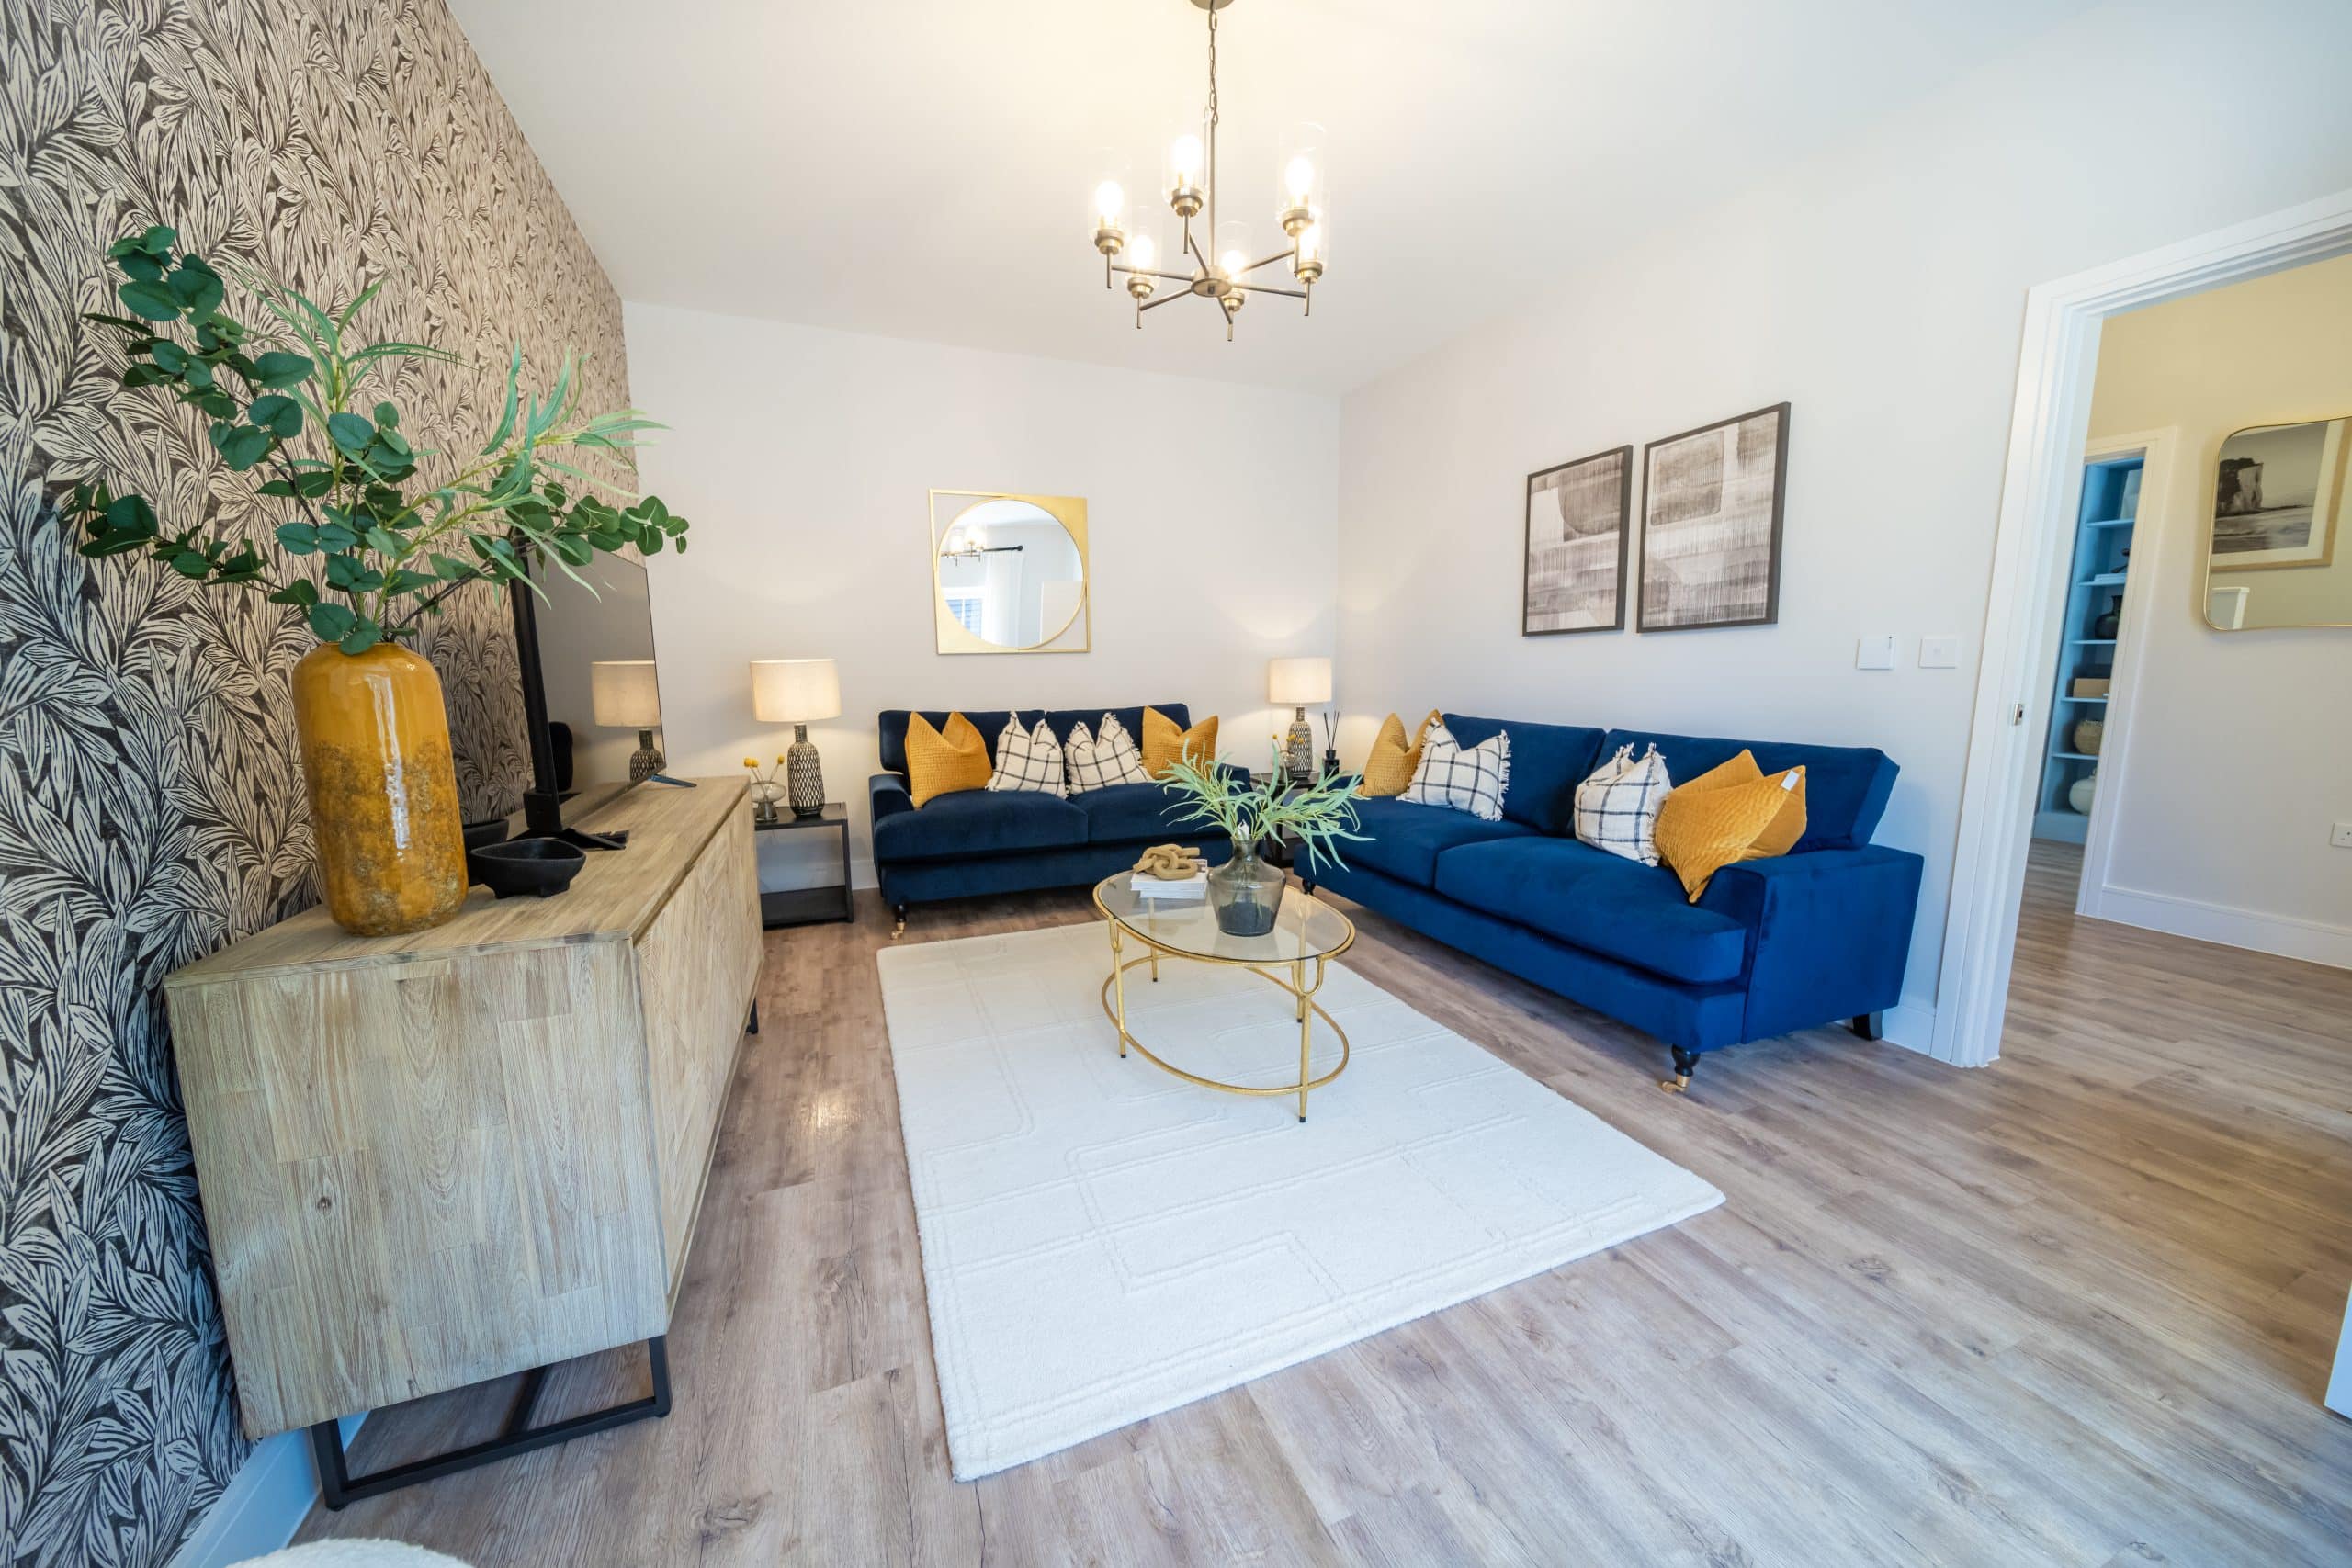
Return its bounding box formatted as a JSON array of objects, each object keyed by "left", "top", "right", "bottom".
[
  {"left": 590, "top": 660, "right": 662, "bottom": 728},
  {"left": 751, "top": 658, "right": 842, "bottom": 724},
  {"left": 1267, "top": 656, "right": 1332, "bottom": 706}
]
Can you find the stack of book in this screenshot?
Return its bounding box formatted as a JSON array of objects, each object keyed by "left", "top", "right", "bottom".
[{"left": 1133, "top": 871, "right": 1207, "bottom": 901}]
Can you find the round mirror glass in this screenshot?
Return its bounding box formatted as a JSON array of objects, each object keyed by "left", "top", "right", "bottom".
[{"left": 932, "top": 496, "right": 1088, "bottom": 651}]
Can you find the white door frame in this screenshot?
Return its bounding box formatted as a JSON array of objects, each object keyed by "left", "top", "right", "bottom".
[
  {"left": 1930, "top": 186, "right": 2352, "bottom": 1068},
  {"left": 2070, "top": 425, "right": 2176, "bottom": 919}
]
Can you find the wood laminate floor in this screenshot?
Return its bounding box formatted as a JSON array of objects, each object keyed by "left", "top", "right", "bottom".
[{"left": 296, "top": 840, "right": 2352, "bottom": 1565}]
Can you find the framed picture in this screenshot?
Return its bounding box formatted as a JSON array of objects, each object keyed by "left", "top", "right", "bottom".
[
  {"left": 2209, "top": 415, "right": 2344, "bottom": 572},
  {"left": 1637, "top": 402, "right": 1790, "bottom": 632},
  {"left": 1522, "top": 446, "right": 1632, "bottom": 635}
]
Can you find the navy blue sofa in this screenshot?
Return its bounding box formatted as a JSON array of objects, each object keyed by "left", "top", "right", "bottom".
[
  {"left": 1305, "top": 714, "right": 1923, "bottom": 1087},
  {"left": 869, "top": 705, "right": 1232, "bottom": 930}
]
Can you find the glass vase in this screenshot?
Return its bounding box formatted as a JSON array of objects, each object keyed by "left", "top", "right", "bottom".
[{"left": 1208, "top": 839, "right": 1284, "bottom": 937}]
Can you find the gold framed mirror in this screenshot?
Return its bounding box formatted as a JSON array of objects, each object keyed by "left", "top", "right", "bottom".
[
  {"left": 927, "top": 490, "right": 1090, "bottom": 654},
  {"left": 2203, "top": 415, "right": 2351, "bottom": 630}
]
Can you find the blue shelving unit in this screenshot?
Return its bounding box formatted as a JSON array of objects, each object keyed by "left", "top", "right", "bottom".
[{"left": 2034, "top": 454, "right": 2141, "bottom": 843}]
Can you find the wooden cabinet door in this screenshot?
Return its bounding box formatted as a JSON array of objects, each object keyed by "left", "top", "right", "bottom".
[{"left": 635, "top": 801, "right": 763, "bottom": 1286}]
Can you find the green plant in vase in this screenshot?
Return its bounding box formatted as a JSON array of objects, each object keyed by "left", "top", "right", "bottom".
[
  {"left": 1158, "top": 746, "right": 1367, "bottom": 936},
  {"left": 58, "top": 225, "right": 691, "bottom": 936}
]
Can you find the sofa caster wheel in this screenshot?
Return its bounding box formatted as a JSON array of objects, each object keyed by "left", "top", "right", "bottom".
[
  {"left": 1660, "top": 1047, "right": 1699, "bottom": 1094},
  {"left": 890, "top": 904, "right": 908, "bottom": 941}
]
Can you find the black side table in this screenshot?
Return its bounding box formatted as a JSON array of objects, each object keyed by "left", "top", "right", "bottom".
[{"left": 753, "top": 802, "right": 854, "bottom": 929}]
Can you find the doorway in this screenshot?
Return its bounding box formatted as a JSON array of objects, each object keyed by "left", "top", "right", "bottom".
[{"left": 1931, "top": 187, "right": 2352, "bottom": 1068}]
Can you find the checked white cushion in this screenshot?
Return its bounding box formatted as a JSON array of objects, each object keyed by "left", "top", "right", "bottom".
[
  {"left": 1064, "top": 714, "right": 1150, "bottom": 793},
  {"left": 986, "top": 714, "right": 1067, "bottom": 798},
  {"left": 1400, "top": 720, "right": 1510, "bottom": 822},
  {"left": 1574, "top": 743, "right": 1672, "bottom": 866}
]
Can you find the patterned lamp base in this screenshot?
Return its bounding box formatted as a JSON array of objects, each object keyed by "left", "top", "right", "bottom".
[
  {"left": 1283, "top": 709, "right": 1315, "bottom": 785},
  {"left": 628, "top": 728, "right": 665, "bottom": 784},
  {"left": 787, "top": 725, "right": 826, "bottom": 817}
]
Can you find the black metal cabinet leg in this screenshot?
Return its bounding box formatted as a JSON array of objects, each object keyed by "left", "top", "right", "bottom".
[
  {"left": 1849, "top": 1011, "right": 1884, "bottom": 1042},
  {"left": 310, "top": 1335, "right": 672, "bottom": 1509},
  {"left": 747, "top": 1000, "right": 760, "bottom": 1036}
]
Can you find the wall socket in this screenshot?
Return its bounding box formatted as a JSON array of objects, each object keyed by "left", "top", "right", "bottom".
[{"left": 2334, "top": 822, "right": 2352, "bottom": 849}]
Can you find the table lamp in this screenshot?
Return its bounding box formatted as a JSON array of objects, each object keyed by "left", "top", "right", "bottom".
[
  {"left": 752, "top": 658, "right": 841, "bottom": 818},
  {"left": 590, "top": 660, "right": 665, "bottom": 783},
  {"left": 1267, "top": 656, "right": 1332, "bottom": 785}
]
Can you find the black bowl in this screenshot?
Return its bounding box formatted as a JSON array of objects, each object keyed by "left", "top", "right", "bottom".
[
  {"left": 462, "top": 816, "right": 512, "bottom": 853},
  {"left": 469, "top": 838, "right": 585, "bottom": 900}
]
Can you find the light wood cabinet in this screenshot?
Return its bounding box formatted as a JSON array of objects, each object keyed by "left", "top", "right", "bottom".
[{"left": 164, "top": 780, "right": 761, "bottom": 1439}]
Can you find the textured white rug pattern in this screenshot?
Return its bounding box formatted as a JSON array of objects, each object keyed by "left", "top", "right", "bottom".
[{"left": 876, "top": 921, "right": 1724, "bottom": 1480}]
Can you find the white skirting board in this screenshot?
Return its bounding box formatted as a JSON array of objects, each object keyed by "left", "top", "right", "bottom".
[
  {"left": 1878, "top": 999, "right": 1945, "bottom": 1061},
  {"left": 168, "top": 1416, "right": 362, "bottom": 1568},
  {"left": 2089, "top": 885, "right": 2352, "bottom": 971}
]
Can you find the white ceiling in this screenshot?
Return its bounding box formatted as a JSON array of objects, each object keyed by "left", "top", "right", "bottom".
[{"left": 449, "top": 0, "right": 2092, "bottom": 396}]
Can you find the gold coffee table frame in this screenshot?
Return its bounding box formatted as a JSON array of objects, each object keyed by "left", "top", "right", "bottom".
[{"left": 1091, "top": 876, "right": 1356, "bottom": 1122}]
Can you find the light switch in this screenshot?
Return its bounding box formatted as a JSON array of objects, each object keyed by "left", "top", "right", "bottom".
[
  {"left": 1919, "top": 635, "right": 1962, "bottom": 669},
  {"left": 1856, "top": 636, "right": 1897, "bottom": 671}
]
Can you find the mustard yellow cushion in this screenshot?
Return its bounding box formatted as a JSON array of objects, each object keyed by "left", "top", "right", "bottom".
[
  {"left": 1679, "top": 750, "right": 1808, "bottom": 859},
  {"left": 905, "top": 711, "right": 991, "bottom": 807},
  {"left": 1141, "top": 707, "right": 1217, "bottom": 777},
  {"left": 1655, "top": 753, "right": 1809, "bottom": 901},
  {"left": 1359, "top": 709, "right": 1442, "bottom": 796}
]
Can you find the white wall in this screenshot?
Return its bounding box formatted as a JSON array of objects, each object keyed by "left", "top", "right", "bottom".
[
  {"left": 2086, "top": 253, "right": 2352, "bottom": 964},
  {"left": 1332, "top": 0, "right": 2352, "bottom": 1043},
  {"left": 626, "top": 304, "right": 1339, "bottom": 891}
]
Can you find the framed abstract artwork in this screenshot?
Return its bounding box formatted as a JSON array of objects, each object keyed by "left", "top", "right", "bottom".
[
  {"left": 1637, "top": 402, "right": 1790, "bottom": 632},
  {"left": 1522, "top": 446, "right": 1632, "bottom": 636}
]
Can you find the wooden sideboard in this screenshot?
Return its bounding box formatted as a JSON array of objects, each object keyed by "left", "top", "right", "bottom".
[{"left": 164, "top": 778, "right": 761, "bottom": 1460}]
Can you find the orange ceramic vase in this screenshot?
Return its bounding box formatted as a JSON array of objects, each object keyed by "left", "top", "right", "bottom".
[{"left": 290, "top": 641, "right": 468, "bottom": 937}]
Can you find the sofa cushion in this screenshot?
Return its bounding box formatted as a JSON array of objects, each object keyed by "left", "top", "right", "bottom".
[
  {"left": 1600, "top": 728, "right": 1895, "bottom": 851},
  {"left": 878, "top": 708, "right": 1041, "bottom": 776},
  {"left": 879, "top": 705, "right": 1195, "bottom": 776},
  {"left": 1442, "top": 715, "right": 1605, "bottom": 834},
  {"left": 871, "top": 786, "right": 1087, "bottom": 862},
  {"left": 1071, "top": 781, "right": 1194, "bottom": 844},
  {"left": 1434, "top": 837, "right": 1749, "bottom": 985},
  {"left": 1040, "top": 705, "right": 1190, "bottom": 755},
  {"left": 1340, "top": 797, "right": 1534, "bottom": 887}
]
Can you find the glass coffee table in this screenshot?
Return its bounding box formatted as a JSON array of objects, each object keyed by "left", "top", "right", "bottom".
[{"left": 1091, "top": 871, "right": 1356, "bottom": 1122}]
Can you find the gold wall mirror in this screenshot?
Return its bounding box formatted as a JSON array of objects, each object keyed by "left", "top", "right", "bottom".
[
  {"left": 927, "top": 490, "right": 1090, "bottom": 654},
  {"left": 2203, "top": 415, "right": 2351, "bottom": 630}
]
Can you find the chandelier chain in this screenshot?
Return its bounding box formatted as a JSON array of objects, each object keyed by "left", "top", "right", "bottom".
[
  {"left": 1206, "top": 4, "right": 1219, "bottom": 131},
  {"left": 1205, "top": 3, "right": 1219, "bottom": 238}
]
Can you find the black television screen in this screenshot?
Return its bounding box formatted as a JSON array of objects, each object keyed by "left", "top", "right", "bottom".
[{"left": 513, "top": 551, "right": 665, "bottom": 833}]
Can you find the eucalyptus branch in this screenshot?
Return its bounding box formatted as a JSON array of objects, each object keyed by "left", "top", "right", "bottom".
[{"left": 62, "top": 225, "right": 690, "bottom": 653}]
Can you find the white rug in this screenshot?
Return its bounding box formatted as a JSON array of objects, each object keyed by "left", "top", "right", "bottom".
[{"left": 876, "top": 921, "right": 1724, "bottom": 1480}]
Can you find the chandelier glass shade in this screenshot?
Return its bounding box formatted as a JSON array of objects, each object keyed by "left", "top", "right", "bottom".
[{"left": 1088, "top": 0, "right": 1326, "bottom": 341}]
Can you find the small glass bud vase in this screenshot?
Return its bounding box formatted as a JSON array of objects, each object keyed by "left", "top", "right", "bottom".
[{"left": 1207, "top": 838, "right": 1284, "bottom": 937}]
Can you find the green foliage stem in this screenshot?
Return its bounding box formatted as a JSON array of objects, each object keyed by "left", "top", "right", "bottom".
[
  {"left": 1158, "top": 745, "right": 1368, "bottom": 873},
  {"left": 60, "top": 225, "right": 690, "bottom": 654}
]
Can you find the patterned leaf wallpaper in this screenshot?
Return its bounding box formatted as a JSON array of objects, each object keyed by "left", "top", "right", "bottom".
[{"left": 0, "top": 2, "right": 630, "bottom": 1560}]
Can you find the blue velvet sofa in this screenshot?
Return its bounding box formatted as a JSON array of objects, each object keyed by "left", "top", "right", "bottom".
[
  {"left": 869, "top": 705, "right": 1232, "bottom": 930},
  {"left": 1305, "top": 715, "right": 1923, "bottom": 1087}
]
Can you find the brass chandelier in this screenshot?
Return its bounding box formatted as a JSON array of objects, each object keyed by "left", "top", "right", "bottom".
[{"left": 1087, "top": 0, "right": 1328, "bottom": 341}]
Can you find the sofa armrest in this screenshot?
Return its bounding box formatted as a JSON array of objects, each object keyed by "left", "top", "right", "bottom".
[
  {"left": 1699, "top": 845, "right": 1925, "bottom": 1043},
  {"left": 869, "top": 772, "right": 914, "bottom": 831}
]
